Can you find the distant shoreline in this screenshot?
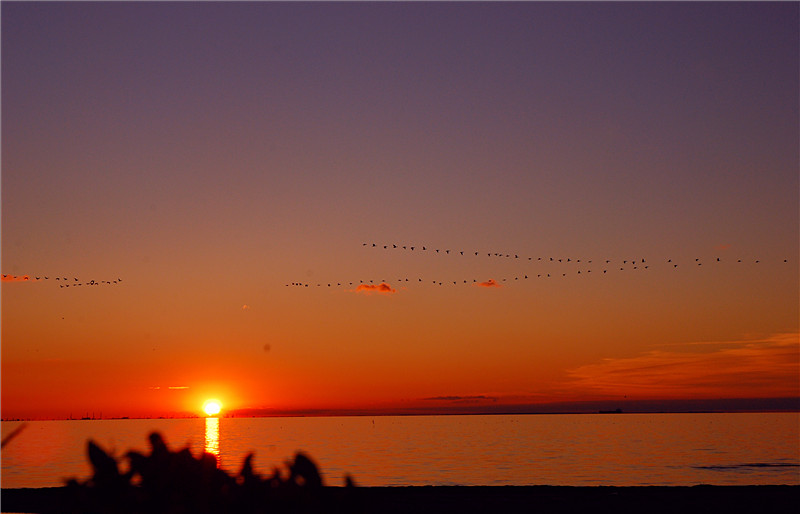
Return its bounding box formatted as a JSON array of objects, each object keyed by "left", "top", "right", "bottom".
[
  {"left": 3, "top": 485, "right": 798, "bottom": 513},
  {"left": 3, "top": 409, "right": 799, "bottom": 422}
]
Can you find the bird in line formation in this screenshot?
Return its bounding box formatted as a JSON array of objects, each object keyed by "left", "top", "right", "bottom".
[
  {"left": 360, "top": 242, "right": 788, "bottom": 266},
  {"left": 284, "top": 243, "right": 790, "bottom": 288},
  {"left": 1, "top": 274, "right": 123, "bottom": 288}
]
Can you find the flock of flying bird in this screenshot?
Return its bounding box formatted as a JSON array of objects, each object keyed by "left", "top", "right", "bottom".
[
  {"left": 284, "top": 242, "right": 791, "bottom": 289},
  {"left": 1, "top": 275, "right": 123, "bottom": 288}
]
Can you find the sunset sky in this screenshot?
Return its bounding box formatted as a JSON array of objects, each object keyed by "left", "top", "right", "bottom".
[{"left": 2, "top": 1, "right": 798, "bottom": 420}]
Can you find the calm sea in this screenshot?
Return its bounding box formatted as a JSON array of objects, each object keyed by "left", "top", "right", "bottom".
[{"left": 1, "top": 413, "right": 798, "bottom": 488}]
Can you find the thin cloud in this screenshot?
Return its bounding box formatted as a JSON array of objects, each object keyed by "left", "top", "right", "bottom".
[
  {"left": 424, "top": 395, "right": 498, "bottom": 403},
  {"left": 353, "top": 282, "right": 396, "bottom": 295},
  {"left": 565, "top": 333, "right": 799, "bottom": 399},
  {"left": 167, "top": 386, "right": 189, "bottom": 390},
  {"left": 474, "top": 279, "right": 502, "bottom": 288},
  {"left": 2, "top": 274, "right": 31, "bottom": 282}
]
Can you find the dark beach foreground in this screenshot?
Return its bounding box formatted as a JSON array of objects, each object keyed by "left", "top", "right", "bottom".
[{"left": 2, "top": 485, "right": 798, "bottom": 513}]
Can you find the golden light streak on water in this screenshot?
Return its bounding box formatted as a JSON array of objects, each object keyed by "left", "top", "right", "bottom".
[{"left": 204, "top": 416, "right": 220, "bottom": 462}]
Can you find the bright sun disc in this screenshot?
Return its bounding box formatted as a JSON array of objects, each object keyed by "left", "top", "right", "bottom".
[{"left": 203, "top": 399, "right": 222, "bottom": 416}]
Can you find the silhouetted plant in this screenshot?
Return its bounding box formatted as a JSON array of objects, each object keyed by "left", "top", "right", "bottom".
[{"left": 62, "top": 432, "right": 357, "bottom": 514}]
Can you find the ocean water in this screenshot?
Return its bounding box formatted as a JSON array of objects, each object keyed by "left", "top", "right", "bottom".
[{"left": 1, "top": 413, "right": 798, "bottom": 488}]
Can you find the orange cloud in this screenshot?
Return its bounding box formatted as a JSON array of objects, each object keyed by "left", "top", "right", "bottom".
[
  {"left": 474, "top": 279, "right": 502, "bottom": 288},
  {"left": 565, "top": 333, "right": 800, "bottom": 399},
  {"left": 2, "top": 274, "right": 31, "bottom": 282},
  {"left": 353, "top": 282, "right": 396, "bottom": 295}
]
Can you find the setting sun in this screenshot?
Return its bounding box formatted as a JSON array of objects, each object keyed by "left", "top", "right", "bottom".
[{"left": 203, "top": 399, "right": 222, "bottom": 416}]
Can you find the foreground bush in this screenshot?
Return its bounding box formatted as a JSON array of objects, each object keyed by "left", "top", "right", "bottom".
[{"left": 63, "top": 432, "right": 357, "bottom": 513}]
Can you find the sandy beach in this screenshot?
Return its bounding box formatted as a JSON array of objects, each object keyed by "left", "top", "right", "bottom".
[{"left": 2, "top": 485, "right": 798, "bottom": 513}]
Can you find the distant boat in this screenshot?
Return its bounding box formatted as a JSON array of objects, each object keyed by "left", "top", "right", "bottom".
[{"left": 599, "top": 408, "right": 623, "bottom": 414}]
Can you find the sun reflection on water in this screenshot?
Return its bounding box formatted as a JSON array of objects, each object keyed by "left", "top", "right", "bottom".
[{"left": 204, "top": 416, "right": 220, "bottom": 462}]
